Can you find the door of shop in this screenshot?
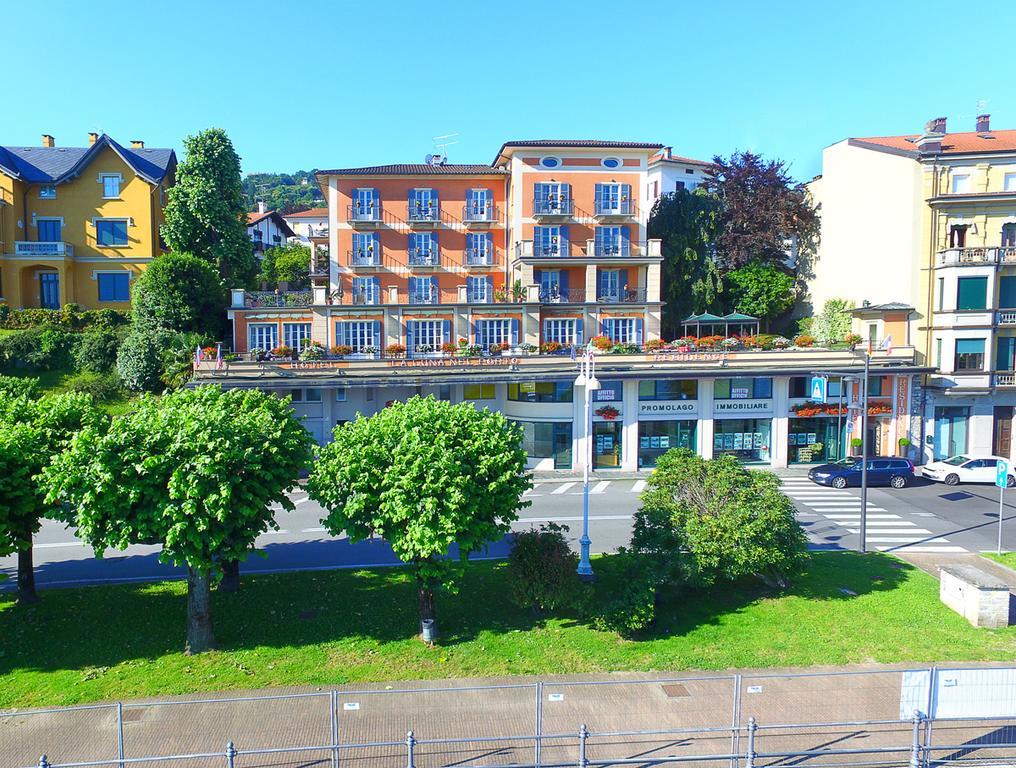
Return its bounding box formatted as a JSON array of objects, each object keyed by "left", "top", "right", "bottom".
[
  {"left": 994, "top": 406, "right": 1013, "bottom": 459},
  {"left": 593, "top": 421, "right": 622, "bottom": 468},
  {"left": 934, "top": 406, "right": 970, "bottom": 460}
]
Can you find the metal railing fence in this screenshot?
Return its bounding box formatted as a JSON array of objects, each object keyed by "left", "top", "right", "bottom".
[{"left": 7, "top": 666, "right": 1016, "bottom": 768}]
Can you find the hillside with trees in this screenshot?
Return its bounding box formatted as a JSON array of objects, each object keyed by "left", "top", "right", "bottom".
[{"left": 242, "top": 171, "right": 324, "bottom": 214}]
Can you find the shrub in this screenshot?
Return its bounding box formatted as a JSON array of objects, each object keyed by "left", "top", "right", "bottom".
[
  {"left": 64, "top": 371, "right": 125, "bottom": 402},
  {"left": 0, "top": 374, "right": 39, "bottom": 399},
  {"left": 590, "top": 335, "right": 613, "bottom": 351},
  {"left": 695, "top": 335, "right": 724, "bottom": 349},
  {"left": 73, "top": 326, "right": 126, "bottom": 374},
  {"left": 159, "top": 331, "right": 211, "bottom": 389},
  {"left": 0, "top": 327, "right": 76, "bottom": 371},
  {"left": 132, "top": 252, "right": 226, "bottom": 335},
  {"left": 592, "top": 558, "right": 658, "bottom": 636},
  {"left": 719, "top": 337, "right": 741, "bottom": 349},
  {"left": 793, "top": 334, "right": 815, "bottom": 347},
  {"left": 508, "top": 523, "right": 584, "bottom": 614},
  {"left": 116, "top": 327, "right": 164, "bottom": 392},
  {"left": 770, "top": 335, "right": 790, "bottom": 349},
  {"left": 0, "top": 304, "right": 129, "bottom": 331},
  {"left": 671, "top": 336, "right": 696, "bottom": 347}
]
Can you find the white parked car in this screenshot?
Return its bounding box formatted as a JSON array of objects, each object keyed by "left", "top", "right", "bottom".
[{"left": 921, "top": 455, "right": 1015, "bottom": 487}]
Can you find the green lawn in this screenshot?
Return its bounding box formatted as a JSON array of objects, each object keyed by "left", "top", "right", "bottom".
[
  {"left": 983, "top": 553, "right": 1016, "bottom": 570},
  {"left": 2, "top": 552, "right": 1015, "bottom": 709},
  {"left": 2, "top": 365, "right": 134, "bottom": 414}
]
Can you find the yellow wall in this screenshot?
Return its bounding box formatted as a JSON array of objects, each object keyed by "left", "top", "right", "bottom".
[{"left": 0, "top": 145, "right": 170, "bottom": 309}]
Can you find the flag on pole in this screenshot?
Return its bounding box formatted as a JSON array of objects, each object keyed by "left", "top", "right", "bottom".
[
  {"left": 215, "top": 342, "right": 223, "bottom": 370},
  {"left": 195, "top": 345, "right": 203, "bottom": 364},
  {"left": 879, "top": 335, "right": 893, "bottom": 354}
]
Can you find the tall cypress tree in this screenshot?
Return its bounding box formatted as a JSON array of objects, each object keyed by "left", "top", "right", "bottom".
[{"left": 161, "top": 129, "right": 257, "bottom": 286}]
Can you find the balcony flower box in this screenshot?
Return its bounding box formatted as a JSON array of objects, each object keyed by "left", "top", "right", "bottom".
[
  {"left": 386, "top": 344, "right": 407, "bottom": 357},
  {"left": 595, "top": 405, "right": 620, "bottom": 421},
  {"left": 330, "top": 345, "right": 353, "bottom": 358},
  {"left": 300, "top": 342, "right": 327, "bottom": 361}
]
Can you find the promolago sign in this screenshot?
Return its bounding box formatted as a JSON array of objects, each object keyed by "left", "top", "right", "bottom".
[
  {"left": 639, "top": 400, "right": 698, "bottom": 416},
  {"left": 713, "top": 399, "right": 773, "bottom": 415}
]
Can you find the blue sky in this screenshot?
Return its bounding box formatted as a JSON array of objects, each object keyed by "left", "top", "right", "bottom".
[{"left": 7, "top": 0, "right": 1016, "bottom": 182}]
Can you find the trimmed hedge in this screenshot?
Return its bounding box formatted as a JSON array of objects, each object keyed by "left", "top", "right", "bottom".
[{"left": 0, "top": 303, "right": 130, "bottom": 331}]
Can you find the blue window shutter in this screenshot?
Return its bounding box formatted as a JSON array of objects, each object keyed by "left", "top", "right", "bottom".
[
  {"left": 562, "top": 183, "right": 571, "bottom": 201},
  {"left": 574, "top": 320, "right": 584, "bottom": 346},
  {"left": 595, "top": 227, "right": 605, "bottom": 256},
  {"left": 594, "top": 183, "right": 604, "bottom": 208},
  {"left": 406, "top": 322, "right": 415, "bottom": 351},
  {"left": 371, "top": 231, "right": 380, "bottom": 258},
  {"left": 485, "top": 276, "right": 493, "bottom": 298},
  {"left": 542, "top": 319, "right": 548, "bottom": 340},
  {"left": 560, "top": 270, "right": 569, "bottom": 295},
  {"left": 409, "top": 232, "right": 418, "bottom": 253},
  {"left": 620, "top": 268, "right": 630, "bottom": 292},
  {"left": 443, "top": 320, "right": 451, "bottom": 344},
  {"left": 560, "top": 225, "right": 569, "bottom": 256},
  {"left": 471, "top": 319, "right": 478, "bottom": 343},
  {"left": 467, "top": 232, "right": 476, "bottom": 251},
  {"left": 621, "top": 226, "right": 630, "bottom": 256},
  {"left": 635, "top": 318, "right": 644, "bottom": 345},
  {"left": 600, "top": 319, "right": 608, "bottom": 337},
  {"left": 371, "top": 276, "right": 381, "bottom": 299},
  {"left": 534, "top": 183, "right": 545, "bottom": 204},
  {"left": 510, "top": 319, "right": 520, "bottom": 346},
  {"left": 621, "top": 184, "right": 631, "bottom": 208},
  {"left": 534, "top": 268, "right": 543, "bottom": 286},
  {"left": 372, "top": 321, "right": 381, "bottom": 349},
  {"left": 431, "top": 276, "right": 439, "bottom": 302},
  {"left": 598, "top": 270, "right": 608, "bottom": 296}
]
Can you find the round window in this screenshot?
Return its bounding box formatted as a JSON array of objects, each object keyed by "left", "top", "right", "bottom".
[
  {"left": 602, "top": 157, "right": 621, "bottom": 169},
  {"left": 540, "top": 156, "right": 561, "bottom": 168}
]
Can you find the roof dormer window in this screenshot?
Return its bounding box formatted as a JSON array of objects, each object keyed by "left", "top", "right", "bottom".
[{"left": 39, "top": 185, "right": 56, "bottom": 199}]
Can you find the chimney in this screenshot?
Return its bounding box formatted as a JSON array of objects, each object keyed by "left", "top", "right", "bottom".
[
  {"left": 926, "top": 116, "right": 947, "bottom": 134},
  {"left": 916, "top": 117, "right": 946, "bottom": 155},
  {"left": 976, "top": 114, "right": 991, "bottom": 133},
  {"left": 130, "top": 139, "right": 144, "bottom": 149},
  {"left": 664, "top": 146, "right": 673, "bottom": 160},
  {"left": 257, "top": 200, "right": 267, "bottom": 214},
  {"left": 41, "top": 134, "right": 55, "bottom": 148},
  {"left": 87, "top": 132, "right": 99, "bottom": 146}
]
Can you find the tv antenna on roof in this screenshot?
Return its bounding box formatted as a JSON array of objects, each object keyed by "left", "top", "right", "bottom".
[{"left": 432, "top": 132, "right": 459, "bottom": 157}]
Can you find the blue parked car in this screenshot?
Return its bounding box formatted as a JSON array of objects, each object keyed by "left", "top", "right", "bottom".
[{"left": 808, "top": 458, "right": 915, "bottom": 489}]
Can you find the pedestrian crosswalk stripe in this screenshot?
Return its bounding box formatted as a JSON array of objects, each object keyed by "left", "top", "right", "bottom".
[
  {"left": 591, "top": 481, "right": 610, "bottom": 494},
  {"left": 825, "top": 514, "right": 901, "bottom": 519},
  {"left": 845, "top": 527, "right": 932, "bottom": 534},
  {"left": 552, "top": 482, "right": 576, "bottom": 494},
  {"left": 867, "top": 536, "right": 952, "bottom": 543},
  {"left": 876, "top": 545, "right": 967, "bottom": 553},
  {"left": 631, "top": 480, "right": 647, "bottom": 493},
  {"left": 523, "top": 484, "right": 542, "bottom": 496}
]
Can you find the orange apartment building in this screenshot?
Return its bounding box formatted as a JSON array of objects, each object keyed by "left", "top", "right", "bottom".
[{"left": 228, "top": 140, "right": 664, "bottom": 356}]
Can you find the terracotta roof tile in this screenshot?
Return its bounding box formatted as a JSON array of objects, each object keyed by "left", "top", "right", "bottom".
[
  {"left": 283, "top": 207, "right": 328, "bottom": 218},
  {"left": 854, "top": 129, "right": 1016, "bottom": 155},
  {"left": 317, "top": 164, "right": 506, "bottom": 176}
]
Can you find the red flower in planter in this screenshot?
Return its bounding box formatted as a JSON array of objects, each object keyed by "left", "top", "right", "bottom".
[{"left": 595, "top": 405, "right": 620, "bottom": 420}]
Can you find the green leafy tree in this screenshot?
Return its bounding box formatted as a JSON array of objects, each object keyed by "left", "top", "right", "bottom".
[
  {"left": 0, "top": 375, "right": 39, "bottom": 399},
  {"left": 810, "top": 298, "right": 854, "bottom": 345},
  {"left": 132, "top": 252, "right": 226, "bottom": 336},
  {"left": 634, "top": 449, "right": 808, "bottom": 589},
  {"left": 702, "top": 151, "right": 820, "bottom": 271},
  {"left": 508, "top": 523, "right": 583, "bottom": 614},
  {"left": 647, "top": 189, "right": 722, "bottom": 338},
  {"left": 0, "top": 392, "right": 102, "bottom": 603},
  {"left": 258, "top": 243, "right": 311, "bottom": 289},
  {"left": 308, "top": 396, "right": 531, "bottom": 638},
  {"left": 242, "top": 171, "right": 324, "bottom": 214},
  {"left": 161, "top": 129, "right": 257, "bottom": 286},
  {"left": 42, "top": 386, "right": 314, "bottom": 653},
  {"left": 724, "top": 261, "right": 797, "bottom": 328},
  {"left": 116, "top": 327, "right": 165, "bottom": 392}
]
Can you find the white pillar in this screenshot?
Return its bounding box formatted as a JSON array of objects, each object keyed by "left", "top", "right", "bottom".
[
  {"left": 573, "top": 384, "right": 588, "bottom": 473},
  {"left": 699, "top": 378, "right": 714, "bottom": 459},
  {"left": 771, "top": 376, "right": 790, "bottom": 469},
  {"left": 622, "top": 379, "right": 640, "bottom": 471}
]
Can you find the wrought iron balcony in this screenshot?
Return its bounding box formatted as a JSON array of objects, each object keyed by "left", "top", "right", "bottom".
[
  {"left": 351, "top": 291, "right": 382, "bottom": 306},
  {"left": 594, "top": 199, "right": 637, "bottom": 218},
  {"left": 15, "top": 240, "right": 74, "bottom": 257},
  {"left": 533, "top": 197, "right": 574, "bottom": 217},
  {"left": 598, "top": 288, "right": 648, "bottom": 304},
  {"left": 463, "top": 203, "right": 500, "bottom": 224},
  {"left": 408, "top": 252, "right": 440, "bottom": 267},
  {"left": 408, "top": 292, "right": 440, "bottom": 305},
  {"left": 593, "top": 241, "right": 631, "bottom": 258},
  {"left": 465, "top": 247, "right": 498, "bottom": 266},
  {"left": 539, "top": 288, "right": 587, "bottom": 304},
  {"left": 244, "top": 291, "right": 313, "bottom": 308},
  {"left": 407, "top": 202, "right": 441, "bottom": 224},
  {"left": 348, "top": 249, "right": 381, "bottom": 267},
  {"left": 347, "top": 204, "right": 382, "bottom": 226}
]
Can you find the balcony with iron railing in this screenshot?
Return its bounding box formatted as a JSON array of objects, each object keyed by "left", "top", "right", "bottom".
[
  {"left": 347, "top": 204, "right": 383, "bottom": 226},
  {"left": 594, "top": 199, "right": 637, "bottom": 219},
  {"left": 408, "top": 290, "right": 441, "bottom": 305},
  {"left": 309, "top": 255, "right": 329, "bottom": 279},
  {"left": 532, "top": 197, "right": 574, "bottom": 218},
  {"left": 15, "top": 241, "right": 75, "bottom": 257},
  {"left": 348, "top": 249, "right": 382, "bottom": 268},
  {"left": 407, "top": 201, "right": 441, "bottom": 226},
  {"left": 350, "top": 290, "right": 383, "bottom": 306},
  {"left": 598, "top": 288, "right": 649, "bottom": 304},
  {"left": 516, "top": 238, "right": 662, "bottom": 261},
  {"left": 539, "top": 287, "right": 587, "bottom": 304},
  {"left": 408, "top": 251, "right": 441, "bottom": 267},
  {"left": 935, "top": 246, "right": 1016, "bottom": 267},
  {"left": 998, "top": 311, "right": 1016, "bottom": 325},
  {"left": 243, "top": 290, "right": 313, "bottom": 308},
  {"left": 463, "top": 203, "right": 501, "bottom": 225}
]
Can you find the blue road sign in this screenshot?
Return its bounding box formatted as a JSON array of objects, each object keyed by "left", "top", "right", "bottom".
[
  {"left": 997, "top": 460, "right": 1010, "bottom": 489},
  {"left": 810, "top": 376, "right": 827, "bottom": 404}
]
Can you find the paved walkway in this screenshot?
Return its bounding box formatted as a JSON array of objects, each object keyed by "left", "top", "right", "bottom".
[{"left": 4, "top": 663, "right": 1014, "bottom": 768}]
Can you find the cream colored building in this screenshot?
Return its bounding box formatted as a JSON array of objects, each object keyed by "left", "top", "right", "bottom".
[{"left": 809, "top": 115, "right": 1016, "bottom": 462}]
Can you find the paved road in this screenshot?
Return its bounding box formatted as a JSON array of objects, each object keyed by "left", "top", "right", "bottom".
[
  {"left": 0, "top": 480, "right": 647, "bottom": 589},
  {"left": 4, "top": 472, "right": 1016, "bottom": 589}
]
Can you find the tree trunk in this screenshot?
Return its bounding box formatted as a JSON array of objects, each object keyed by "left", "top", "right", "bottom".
[
  {"left": 185, "top": 566, "right": 215, "bottom": 654},
  {"left": 17, "top": 546, "right": 38, "bottom": 605},
  {"left": 417, "top": 582, "right": 438, "bottom": 641},
  {"left": 219, "top": 559, "right": 240, "bottom": 593}
]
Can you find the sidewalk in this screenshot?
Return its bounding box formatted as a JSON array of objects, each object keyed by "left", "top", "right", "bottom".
[{"left": 4, "top": 662, "right": 1010, "bottom": 768}]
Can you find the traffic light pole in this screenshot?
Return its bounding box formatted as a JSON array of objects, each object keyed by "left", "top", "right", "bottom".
[{"left": 859, "top": 353, "right": 870, "bottom": 554}]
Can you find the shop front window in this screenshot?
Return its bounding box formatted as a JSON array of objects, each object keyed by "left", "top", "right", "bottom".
[
  {"left": 713, "top": 418, "right": 772, "bottom": 464},
  {"left": 638, "top": 420, "right": 696, "bottom": 468},
  {"left": 638, "top": 379, "right": 698, "bottom": 400},
  {"left": 507, "top": 381, "right": 573, "bottom": 403},
  {"left": 513, "top": 420, "right": 572, "bottom": 469},
  {"left": 788, "top": 418, "right": 846, "bottom": 464},
  {"left": 714, "top": 377, "right": 772, "bottom": 399},
  {"left": 593, "top": 421, "right": 622, "bottom": 468},
  {"left": 934, "top": 407, "right": 970, "bottom": 461}
]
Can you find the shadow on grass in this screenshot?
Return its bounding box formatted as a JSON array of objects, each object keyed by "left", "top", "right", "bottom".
[{"left": 0, "top": 550, "right": 915, "bottom": 678}]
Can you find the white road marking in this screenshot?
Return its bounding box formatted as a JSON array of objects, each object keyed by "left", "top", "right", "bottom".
[
  {"left": 876, "top": 545, "right": 968, "bottom": 553},
  {"left": 294, "top": 497, "right": 311, "bottom": 505},
  {"left": 631, "top": 480, "right": 647, "bottom": 493},
  {"left": 301, "top": 527, "right": 327, "bottom": 533},
  {"left": 867, "top": 536, "right": 953, "bottom": 543},
  {"left": 523, "top": 484, "right": 542, "bottom": 496},
  {"left": 34, "top": 541, "right": 87, "bottom": 549},
  {"left": 591, "top": 481, "right": 610, "bottom": 494},
  {"left": 552, "top": 482, "right": 577, "bottom": 495},
  {"left": 825, "top": 514, "right": 903, "bottom": 520},
  {"left": 259, "top": 530, "right": 290, "bottom": 536},
  {"left": 845, "top": 527, "right": 932, "bottom": 534}
]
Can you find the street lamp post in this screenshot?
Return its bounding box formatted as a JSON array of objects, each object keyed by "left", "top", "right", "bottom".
[
  {"left": 574, "top": 345, "right": 599, "bottom": 581},
  {"left": 859, "top": 352, "right": 871, "bottom": 553}
]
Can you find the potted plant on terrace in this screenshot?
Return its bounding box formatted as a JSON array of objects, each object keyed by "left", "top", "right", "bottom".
[
  {"left": 540, "top": 341, "right": 563, "bottom": 354},
  {"left": 386, "top": 343, "right": 407, "bottom": 357},
  {"left": 330, "top": 344, "right": 353, "bottom": 358},
  {"left": 300, "top": 341, "right": 326, "bottom": 361},
  {"left": 489, "top": 341, "right": 510, "bottom": 355},
  {"left": 590, "top": 335, "right": 613, "bottom": 352},
  {"left": 844, "top": 332, "right": 863, "bottom": 351},
  {"left": 898, "top": 437, "right": 912, "bottom": 457},
  {"left": 271, "top": 344, "right": 294, "bottom": 360},
  {"left": 851, "top": 437, "right": 863, "bottom": 454}
]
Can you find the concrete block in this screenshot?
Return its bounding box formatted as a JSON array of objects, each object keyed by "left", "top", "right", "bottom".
[{"left": 939, "top": 565, "right": 1011, "bottom": 628}]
